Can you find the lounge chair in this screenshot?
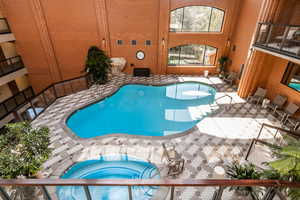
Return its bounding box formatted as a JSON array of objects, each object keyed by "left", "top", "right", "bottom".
[
  {"left": 247, "top": 87, "right": 267, "bottom": 105},
  {"left": 223, "top": 72, "right": 238, "bottom": 86},
  {"left": 267, "top": 95, "right": 287, "bottom": 113},
  {"left": 162, "top": 143, "right": 185, "bottom": 176},
  {"left": 285, "top": 117, "right": 300, "bottom": 131},
  {"left": 275, "top": 103, "right": 299, "bottom": 123}
]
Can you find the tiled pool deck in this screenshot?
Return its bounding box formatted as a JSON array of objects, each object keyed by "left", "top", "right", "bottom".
[{"left": 32, "top": 74, "right": 281, "bottom": 200}]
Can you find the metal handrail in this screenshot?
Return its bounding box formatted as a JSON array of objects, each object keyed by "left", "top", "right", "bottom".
[
  {"left": 245, "top": 123, "right": 300, "bottom": 160},
  {"left": 214, "top": 94, "right": 233, "bottom": 110}
]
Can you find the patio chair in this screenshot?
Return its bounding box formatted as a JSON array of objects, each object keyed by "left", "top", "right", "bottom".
[
  {"left": 247, "top": 87, "right": 267, "bottom": 105},
  {"left": 275, "top": 102, "right": 299, "bottom": 123},
  {"left": 223, "top": 72, "right": 238, "bottom": 86},
  {"left": 267, "top": 95, "right": 287, "bottom": 113},
  {"left": 285, "top": 117, "right": 300, "bottom": 131},
  {"left": 162, "top": 143, "right": 185, "bottom": 176}
]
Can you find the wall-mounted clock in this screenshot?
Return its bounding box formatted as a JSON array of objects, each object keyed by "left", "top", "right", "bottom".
[{"left": 136, "top": 50, "right": 145, "bottom": 60}]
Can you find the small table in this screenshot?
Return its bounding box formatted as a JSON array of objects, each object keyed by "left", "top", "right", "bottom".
[{"left": 262, "top": 98, "right": 270, "bottom": 108}]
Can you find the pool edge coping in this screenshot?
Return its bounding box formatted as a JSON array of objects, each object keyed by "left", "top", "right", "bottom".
[{"left": 59, "top": 79, "right": 219, "bottom": 142}]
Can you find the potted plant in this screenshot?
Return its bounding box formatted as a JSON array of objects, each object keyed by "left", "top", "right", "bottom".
[
  {"left": 226, "top": 161, "right": 262, "bottom": 200},
  {"left": 263, "top": 135, "right": 300, "bottom": 200},
  {"left": 85, "top": 46, "right": 112, "bottom": 84},
  {"left": 218, "top": 56, "right": 229, "bottom": 78},
  {"left": 0, "top": 122, "right": 51, "bottom": 199}
]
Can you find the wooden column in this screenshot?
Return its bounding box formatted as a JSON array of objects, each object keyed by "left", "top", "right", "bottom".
[
  {"left": 157, "top": 0, "right": 170, "bottom": 75},
  {"left": 237, "top": 50, "right": 265, "bottom": 98},
  {"left": 95, "top": 0, "right": 111, "bottom": 56},
  {"left": 237, "top": 0, "right": 282, "bottom": 98},
  {"left": 29, "top": 0, "right": 62, "bottom": 83}
]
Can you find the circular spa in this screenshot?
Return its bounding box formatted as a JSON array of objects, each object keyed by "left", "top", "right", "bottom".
[
  {"left": 66, "top": 82, "right": 216, "bottom": 138},
  {"left": 57, "top": 155, "right": 160, "bottom": 200}
]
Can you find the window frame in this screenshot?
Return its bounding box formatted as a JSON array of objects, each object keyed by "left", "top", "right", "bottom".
[
  {"left": 169, "top": 6, "right": 225, "bottom": 33},
  {"left": 168, "top": 44, "right": 218, "bottom": 66}
]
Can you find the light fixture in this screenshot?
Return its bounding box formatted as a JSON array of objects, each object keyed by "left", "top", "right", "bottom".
[{"left": 102, "top": 38, "right": 106, "bottom": 47}]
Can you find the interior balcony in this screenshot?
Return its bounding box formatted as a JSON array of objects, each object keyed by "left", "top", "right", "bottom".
[
  {"left": 253, "top": 23, "right": 300, "bottom": 63},
  {"left": 0, "top": 18, "right": 15, "bottom": 43},
  {"left": 0, "top": 55, "right": 25, "bottom": 77}
]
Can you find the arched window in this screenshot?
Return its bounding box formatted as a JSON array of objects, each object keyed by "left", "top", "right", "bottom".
[
  {"left": 170, "top": 6, "right": 225, "bottom": 32},
  {"left": 168, "top": 44, "right": 217, "bottom": 66}
]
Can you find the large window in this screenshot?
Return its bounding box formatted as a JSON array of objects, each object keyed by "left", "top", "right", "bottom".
[
  {"left": 170, "top": 6, "right": 225, "bottom": 32},
  {"left": 281, "top": 62, "right": 300, "bottom": 93},
  {"left": 168, "top": 44, "right": 217, "bottom": 66}
]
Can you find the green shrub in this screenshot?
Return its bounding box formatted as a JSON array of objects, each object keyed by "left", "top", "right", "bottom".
[
  {"left": 265, "top": 135, "right": 300, "bottom": 200},
  {"left": 0, "top": 122, "right": 51, "bottom": 178},
  {"left": 226, "top": 162, "right": 262, "bottom": 200},
  {"left": 85, "top": 46, "right": 111, "bottom": 84},
  {"left": 218, "top": 56, "right": 229, "bottom": 73}
]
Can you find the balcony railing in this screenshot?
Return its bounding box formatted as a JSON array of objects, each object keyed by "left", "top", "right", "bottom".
[
  {"left": 0, "top": 86, "right": 35, "bottom": 120},
  {"left": 0, "top": 56, "right": 25, "bottom": 77},
  {"left": 0, "top": 73, "right": 93, "bottom": 122},
  {"left": 0, "top": 179, "right": 299, "bottom": 200},
  {"left": 253, "top": 23, "right": 300, "bottom": 59},
  {"left": 0, "top": 18, "right": 11, "bottom": 34}
]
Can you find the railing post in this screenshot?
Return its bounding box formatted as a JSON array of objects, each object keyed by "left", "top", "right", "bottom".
[
  {"left": 265, "top": 24, "right": 274, "bottom": 46},
  {"left": 275, "top": 188, "right": 288, "bottom": 200},
  {"left": 12, "top": 111, "right": 21, "bottom": 122},
  {"left": 40, "top": 186, "right": 52, "bottom": 200},
  {"left": 262, "top": 187, "right": 277, "bottom": 200},
  {"left": 255, "top": 124, "right": 265, "bottom": 144},
  {"left": 83, "top": 186, "right": 92, "bottom": 200},
  {"left": 0, "top": 186, "right": 11, "bottom": 200},
  {"left": 280, "top": 26, "right": 290, "bottom": 50},
  {"left": 29, "top": 100, "right": 38, "bottom": 119},
  {"left": 52, "top": 85, "right": 58, "bottom": 99},
  {"left": 128, "top": 186, "right": 133, "bottom": 200},
  {"left": 254, "top": 23, "right": 262, "bottom": 44},
  {"left": 245, "top": 139, "right": 255, "bottom": 161},
  {"left": 212, "top": 186, "right": 225, "bottom": 200},
  {"left": 170, "top": 186, "right": 175, "bottom": 200}
]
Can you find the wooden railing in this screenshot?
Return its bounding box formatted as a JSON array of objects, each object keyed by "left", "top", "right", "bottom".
[
  {"left": 253, "top": 22, "right": 300, "bottom": 59},
  {"left": 0, "top": 18, "right": 11, "bottom": 34},
  {"left": 0, "top": 56, "right": 25, "bottom": 77},
  {"left": 0, "top": 73, "right": 93, "bottom": 124},
  {"left": 0, "top": 179, "right": 299, "bottom": 200}
]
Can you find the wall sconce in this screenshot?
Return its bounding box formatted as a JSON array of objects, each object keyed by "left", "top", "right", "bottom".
[
  {"left": 226, "top": 39, "right": 231, "bottom": 47},
  {"left": 162, "top": 38, "right": 165, "bottom": 46},
  {"left": 102, "top": 38, "right": 106, "bottom": 47}
]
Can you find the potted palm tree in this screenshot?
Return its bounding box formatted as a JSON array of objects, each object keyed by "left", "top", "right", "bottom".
[
  {"left": 0, "top": 122, "right": 51, "bottom": 200},
  {"left": 263, "top": 135, "right": 300, "bottom": 200},
  {"left": 85, "top": 46, "right": 112, "bottom": 84},
  {"left": 226, "top": 162, "right": 262, "bottom": 200},
  {"left": 218, "top": 56, "right": 229, "bottom": 78}
]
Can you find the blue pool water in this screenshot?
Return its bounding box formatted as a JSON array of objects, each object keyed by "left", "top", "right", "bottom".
[
  {"left": 289, "top": 83, "right": 300, "bottom": 92},
  {"left": 57, "top": 155, "right": 160, "bottom": 200},
  {"left": 67, "top": 82, "right": 216, "bottom": 138}
]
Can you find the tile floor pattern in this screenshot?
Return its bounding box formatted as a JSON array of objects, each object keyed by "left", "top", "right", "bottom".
[{"left": 32, "top": 74, "right": 281, "bottom": 200}]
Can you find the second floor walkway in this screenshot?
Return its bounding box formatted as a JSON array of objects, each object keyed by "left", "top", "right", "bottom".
[{"left": 254, "top": 23, "right": 300, "bottom": 61}]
